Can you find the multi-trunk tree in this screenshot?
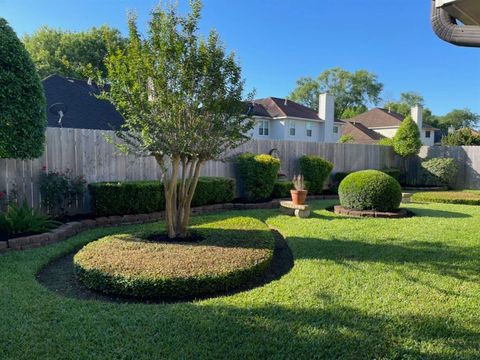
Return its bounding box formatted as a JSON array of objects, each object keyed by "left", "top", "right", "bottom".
[{"left": 102, "top": 0, "right": 254, "bottom": 238}]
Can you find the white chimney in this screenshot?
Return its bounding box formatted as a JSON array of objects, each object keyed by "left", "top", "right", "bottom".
[
  {"left": 319, "top": 93, "right": 335, "bottom": 142},
  {"left": 411, "top": 104, "right": 423, "bottom": 131}
]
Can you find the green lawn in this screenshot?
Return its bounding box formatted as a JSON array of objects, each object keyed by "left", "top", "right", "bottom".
[{"left": 1, "top": 201, "right": 480, "bottom": 359}]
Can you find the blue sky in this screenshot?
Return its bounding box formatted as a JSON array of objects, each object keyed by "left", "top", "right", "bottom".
[{"left": 2, "top": 0, "right": 479, "bottom": 115}]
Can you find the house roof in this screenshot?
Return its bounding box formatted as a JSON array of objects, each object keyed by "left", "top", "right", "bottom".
[
  {"left": 347, "top": 108, "right": 437, "bottom": 130},
  {"left": 341, "top": 121, "right": 386, "bottom": 144},
  {"left": 42, "top": 74, "right": 124, "bottom": 131},
  {"left": 252, "top": 97, "right": 343, "bottom": 123}
]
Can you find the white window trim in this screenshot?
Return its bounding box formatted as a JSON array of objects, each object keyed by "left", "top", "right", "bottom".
[
  {"left": 258, "top": 120, "right": 270, "bottom": 137},
  {"left": 289, "top": 120, "right": 296, "bottom": 137}
]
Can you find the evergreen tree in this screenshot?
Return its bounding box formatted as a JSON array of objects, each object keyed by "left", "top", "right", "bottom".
[
  {"left": 0, "top": 18, "right": 46, "bottom": 159},
  {"left": 393, "top": 116, "right": 422, "bottom": 157}
]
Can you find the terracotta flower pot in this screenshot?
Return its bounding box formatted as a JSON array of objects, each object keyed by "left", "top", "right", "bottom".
[{"left": 290, "top": 189, "right": 308, "bottom": 205}]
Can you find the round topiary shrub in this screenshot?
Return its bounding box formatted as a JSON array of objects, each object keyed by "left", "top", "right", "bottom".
[
  {"left": 299, "top": 155, "right": 333, "bottom": 194},
  {"left": 236, "top": 153, "right": 280, "bottom": 202},
  {"left": 74, "top": 217, "right": 275, "bottom": 299},
  {"left": 338, "top": 170, "right": 402, "bottom": 212}
]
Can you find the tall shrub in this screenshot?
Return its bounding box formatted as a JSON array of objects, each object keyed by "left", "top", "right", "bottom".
[
  {"left": 299, "top": 155, "right": 333, "bottom": 194},
  {"left": 393, "top": 116, "right": 421, "bottom": 158},
  {"left": 0, "top": 18, "right": 46, "bottom": 159},
  {"left": 236, "top": 153, "right": 280, "bottom": 202}
]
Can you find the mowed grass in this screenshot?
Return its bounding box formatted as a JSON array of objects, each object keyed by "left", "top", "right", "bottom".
[
  {"left": 1, "top": 201, "right": 480, "bottom": 359},
  {"left": 412, "top": 190, "right": 480, "bottom": 205}
]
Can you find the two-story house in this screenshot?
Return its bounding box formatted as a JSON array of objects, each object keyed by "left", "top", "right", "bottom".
[{"left": 249, "top": 93, "right": 343, "bottom": 143}]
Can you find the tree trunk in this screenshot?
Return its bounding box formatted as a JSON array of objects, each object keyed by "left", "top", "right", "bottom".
[{"left": 156, "top": 154, "right": 204, "bottom": 239}]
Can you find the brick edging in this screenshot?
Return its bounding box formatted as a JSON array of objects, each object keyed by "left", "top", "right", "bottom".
[
  {"left": 1, "top": 195, "right": 338, "bottom": 253},
  {"left": 333, "top": 205, "right": 409, "bottom": 218}
]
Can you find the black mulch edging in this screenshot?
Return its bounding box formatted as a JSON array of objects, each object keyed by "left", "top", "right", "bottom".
[{"left": 36, "top": 229, "right": 294, "bottom": 304}]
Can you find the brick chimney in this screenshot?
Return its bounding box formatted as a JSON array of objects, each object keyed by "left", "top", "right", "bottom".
[{"left": 319, "top": 93, "right": 335, "bottom": 142}]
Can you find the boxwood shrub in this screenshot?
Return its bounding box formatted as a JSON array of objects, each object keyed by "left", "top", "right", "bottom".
[
  {"left": 420, "top": 158, "right": 458, "bottom": 188},
  {"left": 89, "top": 177, "right": 235, "bottom": 216},
  {"left": 332, "top": 168, "right": 401, "bottom": 193},
  {"left": 338, "top": 170, "right": 402, "bottom": 212},
  {"left": 236, "top": 153, "right": 280, "bottom": 202},
  {"left": 299, "top": 155, "right": 333, "bottom": 194}
]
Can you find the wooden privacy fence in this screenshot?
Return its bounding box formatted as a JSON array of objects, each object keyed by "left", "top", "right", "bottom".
[{"left": 12, "top": 127, "right": 480, "bottom": 213}]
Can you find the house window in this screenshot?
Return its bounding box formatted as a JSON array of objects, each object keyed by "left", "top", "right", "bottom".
[
  {"left": 425, "top": 130, "right": 431, "bottom": 138},
  {"left": 258, "top": 120, "right": 269, "bottom": 136},
  {"left": 289, "top": 120, "right": 296, "bottom": 136},
  {"left": 306, "top": 122, "right": 312, "bottom": 137},
  {"left": 333, "top": 126, "right": 339, "bottom": 134}
]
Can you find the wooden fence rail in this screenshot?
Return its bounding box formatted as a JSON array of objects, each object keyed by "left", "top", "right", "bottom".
[{"left": 1, "top": 128, "right": 479, "bottom": 213}]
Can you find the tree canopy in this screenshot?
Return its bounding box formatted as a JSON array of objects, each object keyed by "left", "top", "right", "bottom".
[
  {"left": 441, "top": 128, "right": 480, "bottom": 146},
  {"left": 289, "top": 67, "right": 383, "bottom": 119},
  {"left": 0, "top": 18, "right": 46, "bottom": 159},
  {"left": 102, "top": 1, "right": 253, "bottom": 238},
  {"left": 393, "top": 116, "right": 422, "bottom": 157},
  {"left": 23, "top": 25, "right": 126, "bottom": 79}
]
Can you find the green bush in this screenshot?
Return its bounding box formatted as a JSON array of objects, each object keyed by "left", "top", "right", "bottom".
[
  {"left": 0, "top": 18, "right": 46, "bottom": 159},
  {"left": 332, "top": 168, "right": 401, "bottom": 192},
  {"left": 420, "top": 158, "right": 458, "bottom": 188},
  {"left": 236, "top": 153, "right": 280, "bottom": 201},
  {"left": 74, "top": 217, "right": 274, "bottom": 299},
  {"left": 89, "top": 177, "right": 235, "bottom": 216},
  {"left": 272, "top": 181, "right": 293, "bottom": 198},
  {"left": 299, "top": 155, "right": 333, "bottom": 194},
  {"left": 393, "top": 116, "right": 422, "bottom": 158},
  {"left": 339, "top": 170, "right": 402, "bottom": 212},
  {"left": 378, "top": 138, "right": 394, "bottom": 146}
]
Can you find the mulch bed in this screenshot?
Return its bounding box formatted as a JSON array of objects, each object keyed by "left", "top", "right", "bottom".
[
  {"left": 332, "top": 205, "right": 413, "bottom": 219},
  {"left": 36, "top": 228, "right": 293, "bottom": 304}
]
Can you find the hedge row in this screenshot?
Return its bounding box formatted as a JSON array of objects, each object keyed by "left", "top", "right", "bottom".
[
  {"left": 89, "top": 177, "right": 235, "bottom": 216},
  {"left": 74, "top": 217, "right": 275, "bottom": 299},
  {"left": 412, "top": 191, "right": 480, "bottom": 205}
]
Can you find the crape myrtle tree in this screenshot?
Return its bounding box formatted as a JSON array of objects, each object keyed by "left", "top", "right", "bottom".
[
  {"left": 0, "top": 18, "right": 46, "bottom": 159},
  {"left": 101, "top": 1, "right": 254, "bottom": 238}
]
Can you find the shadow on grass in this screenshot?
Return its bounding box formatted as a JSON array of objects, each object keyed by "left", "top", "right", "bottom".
[
  {"left": 165, "top": 302, "right": 480, "bottom": 359},
  {"left": 291, "top": 236, "right": 480, "bottom": 282}
]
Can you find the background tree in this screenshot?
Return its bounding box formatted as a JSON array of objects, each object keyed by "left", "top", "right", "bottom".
[
  {"left": 338, "top": 135, "right": 354, "bottom": 144},
  {"left": 393, "top": 116, "right": 422, "bottom": 157},
  {"left": 289, "top": 67, "right": 383, "bottom": 118},
  {"left": 441, "top": 128, "right": 480, "bottom": 146},
  {"left": 102, "top": 1, "right": 254, "bottom": 238},
  {"left": 23, "top": 25, "right": 126, "bottom": 79},
  {"left": 431, "top": 109, "right": 480, "bottom": 131},
  {"left": 0, "top": 18, "right": 46, "bottom": 159}
]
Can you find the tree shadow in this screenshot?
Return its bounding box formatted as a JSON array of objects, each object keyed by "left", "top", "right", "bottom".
[
  {"left": 159, "top": 302, "right": 480, "bottom": 359},
  {"left": 290, "top": 236, "right": 480, "bottom": 283}
]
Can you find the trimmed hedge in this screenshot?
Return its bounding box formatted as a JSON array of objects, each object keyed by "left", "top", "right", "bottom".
[
  {"left": 332, "top": 168, "right": 401, "bottom": 192},
  {"left": 299, "top": 155, "right": 333, "bottom": 194},
  {"left": 339, "top": 170, "right": 402, "bottom": 212},
  {"left": 420, "top": 158, "right": 458, "bottom": 188},
  {"left": 272, "top": 181, "right": 293, "bottom": 198},
  {"left": 412, "top": 191, "right": 480, "bottom": 205},
  {"left": 89, "top": 177, "right": 235, "bottom": 216},
  {"left": 74, "top": 217, "right": 274, "bottom": 299},
  {"left": 236, "top": 153, "right": 280, "bottom": 201}
]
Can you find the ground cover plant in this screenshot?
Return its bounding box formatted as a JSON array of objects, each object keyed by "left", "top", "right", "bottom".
[
  {"left": 74, "top": 217, "right": 274, "bottom": 299},
  {"left": 412, "top": 190, "right": 480, "bottom": 205},
  {"left": 1, "top": 201, "right": 480, "bottom": 359}
]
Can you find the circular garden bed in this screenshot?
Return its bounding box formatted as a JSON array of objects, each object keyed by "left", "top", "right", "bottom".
[
  {"left": 412, "top": 191, "right": 480, "bottom": 205},
  {"left": 73, "top": 217, "right": 276, "bottom": 300}
]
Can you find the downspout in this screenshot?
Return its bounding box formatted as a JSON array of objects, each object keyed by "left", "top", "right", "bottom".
[{"left": 431, "top": 0, "right": 480, "bottom": 47}]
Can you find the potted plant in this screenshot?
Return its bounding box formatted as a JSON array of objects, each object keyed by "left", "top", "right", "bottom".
[{"left": 291, "top": 174, "right": 308, "bottom": 205}]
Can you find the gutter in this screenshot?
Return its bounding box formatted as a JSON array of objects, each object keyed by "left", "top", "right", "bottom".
[{"left": 431, "top": 0, "right": 480, "bottom": 47}]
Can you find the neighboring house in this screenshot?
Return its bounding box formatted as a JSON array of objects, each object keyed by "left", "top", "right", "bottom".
[
  {"left": 249, "top": 94, "right": 343, "bottom": 143},
  {"left": 343, "top": 105, "right": 438, "bottom": 146},
  {"left": 42, "top": 74, "right": 124, "bottom": 130}
]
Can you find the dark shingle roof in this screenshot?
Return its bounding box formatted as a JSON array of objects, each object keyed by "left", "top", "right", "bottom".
[
  {"left": 341, "top": 121, "right": 386, "bottom": 144},
  {"left": 347, "top": 108, "right": 437, "bottom": 130},
  {"left": 252, "top": 97, "right": 343, "bottom": 123},
  {"left": 42, "top": 74, "right": 124, "bottom": 130}
]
